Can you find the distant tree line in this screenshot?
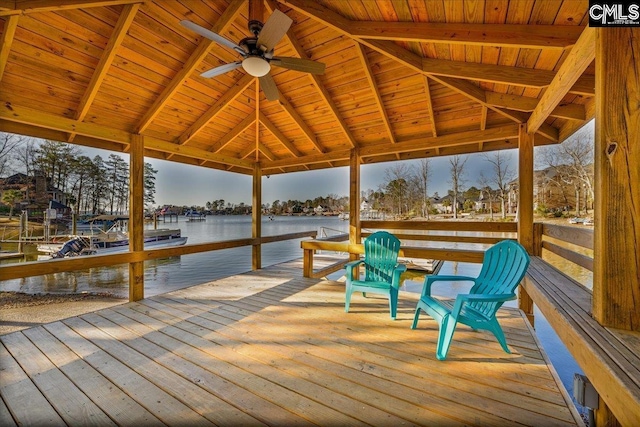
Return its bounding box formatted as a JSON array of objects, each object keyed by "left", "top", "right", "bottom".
[{"left": 1, "top": 135, "right": 157, "bottom": 215}]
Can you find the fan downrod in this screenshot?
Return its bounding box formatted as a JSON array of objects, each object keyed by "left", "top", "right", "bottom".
[{"left": 248, "top": 20, "right": 263, "bottom": 37}]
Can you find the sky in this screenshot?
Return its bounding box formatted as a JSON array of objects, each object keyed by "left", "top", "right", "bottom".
[{"left": 25, "top": 120, "right": 594, "bottom": 208}]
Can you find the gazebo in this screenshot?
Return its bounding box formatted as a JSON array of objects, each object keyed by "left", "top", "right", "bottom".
[{"left": 1, "top": 1, "right": 638, "bottom": 425}]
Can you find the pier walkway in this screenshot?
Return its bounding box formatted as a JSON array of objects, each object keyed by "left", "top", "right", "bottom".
[{"left": 0, "top": 258, "right": 580, "bottom": 426}]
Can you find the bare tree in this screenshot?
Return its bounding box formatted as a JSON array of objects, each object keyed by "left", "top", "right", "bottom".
[
  {"left": 384, "top": 163, "right": 411, "bottom": 217},
  {"left": 477, "top": 172, "right": 495, "bottom": 220},
  {"left": 483, "top": 151, "right": 515, "bottom": 218},
  {"left": 448, "top": 155, "right": 468, "bottom": 219},
  {"left": 412, "top": 159, "right": 432, "bottom": 219},
  {"left": 538, "top": 129, "right": 594, "bottom": 215},
  {"left": 0, "top": 132, "right": 26, "bottom": 176}
]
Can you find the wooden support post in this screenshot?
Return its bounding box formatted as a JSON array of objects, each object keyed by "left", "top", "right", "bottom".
[
  {"left": 349, "top": 148, "right": 361, "bottom": 261},
  {"left": 252, "top": 162, "right": 262, "bottom": 270},
  {"left": 518, "top": 125, "right": 535, "bottom": 324},
  {"left": 594, "top": 27, "right": 640, "bottom": 331},
  {"left": 129, "top": 134, "right": 144, "bottom": 302},
  {"left": 303, "top": 249, "right": 313, "bottom": 278}
]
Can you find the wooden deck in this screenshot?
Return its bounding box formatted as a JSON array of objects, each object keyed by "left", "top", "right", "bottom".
[{"left": 0, "top": 258, "right": 580, "bottom": 426}]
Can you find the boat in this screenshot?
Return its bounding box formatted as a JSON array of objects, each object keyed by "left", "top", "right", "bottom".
[{"left": 38, "top": 215, "right": 187, "bottom": 258}]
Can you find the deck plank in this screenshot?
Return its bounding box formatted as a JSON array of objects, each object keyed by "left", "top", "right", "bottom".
[
  {"left": 0, "top": 342, "right": 66, "bottom": 426},
  {"left": 0, "top": 259, "right": 580, "bottom": 427}
]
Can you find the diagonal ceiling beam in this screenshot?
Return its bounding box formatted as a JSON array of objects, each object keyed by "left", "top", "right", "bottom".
[
  {"left": 259, "top": 111, "right": 302, "bottom": 157},
  {"left": 278, "top": 96, "right": 324, "bottom": 153},
  {"left": 136, "top": 0, "right": 244, "bottom": 133},
  {"left": 527, "top": 26, "right": 596, "bottom": 134},
  {"left": 349, "top": 22, "right": 583, "bottom": 50},
  {"left": 177, "top": 73, "right": 254, "bottom": 145},
  {"left": 210, "top": 111, "right": 256, "bottom": 153},
  {"left": 0, "top": 14, "right": 18, "bottom": 81},
  {"left": 74, "top": 3, "right": 138, "bottom": 123},
  {"left": 354, "top": 42, "right": 395, "bottom": 144},
  {"left": 422, "top": 76, "right": 437, "bottom": 137},
  {"left": 266, "top": 0, "right": 355, "bottom": 149},
  {"left": 283, "top": 0, "right": 593, "bottom": 93},
  {"left": 0, "top": 101, "right": 253, "bottom": 169},
  {"left": 1, "top": 0, "right": 142, "bottom": 16}
]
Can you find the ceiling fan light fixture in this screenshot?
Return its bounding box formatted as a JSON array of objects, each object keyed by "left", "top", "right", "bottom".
[{"left": 242, "top": 56, "right": 270, "bottom": 77}]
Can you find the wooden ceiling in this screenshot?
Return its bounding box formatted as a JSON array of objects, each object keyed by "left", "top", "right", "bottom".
[{"left": 0, "top": 0, "right": 594, "bottom": 176}]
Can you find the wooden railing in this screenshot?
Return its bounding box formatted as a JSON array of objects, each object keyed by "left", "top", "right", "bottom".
[
  {"left": 301, "top": 220, "right": 517, "bottom": 278},
  {"left": 0, "top": 230, "right": 317, "bottom": 281}
]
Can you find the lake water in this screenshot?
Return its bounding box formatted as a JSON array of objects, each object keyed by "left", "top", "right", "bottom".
[{"left": 0, "top": 215, "right": 585, "bottom": 417}]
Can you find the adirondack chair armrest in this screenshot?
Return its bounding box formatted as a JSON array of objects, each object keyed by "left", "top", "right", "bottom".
[
  {"left": 390, "top": 264, "right": 408, "bottom": 288},
  {"left": 421, "top": 275, "right": 477, "bottom": 297},
  {"left": 345, "top": 260, "right": 364, "bottom": 282},
  {"left": 451, "top": 293, "right": 517, "bottom": 317}
]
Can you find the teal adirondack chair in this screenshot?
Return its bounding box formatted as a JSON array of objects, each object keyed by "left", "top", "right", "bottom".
[
  {"left": 344, "top": 231, "right": 407, "bottom": 319},
  {"left": 412, "top": 240, "right": 530, "bottom": 360}
]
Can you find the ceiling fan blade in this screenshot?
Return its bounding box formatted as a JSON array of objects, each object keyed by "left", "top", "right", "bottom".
[
  {"left": 271, "top": 57, "right": 326, "bottom": 75},
  {"left": 259, "top": 74, "right": 280, "bottom": 101},
  {"left": 256, "top": 9, "right": 293, "bottom": 52},
  {"left": 201, "top": 61, "right": 243, "bottom": 78},
  {"left": 180, "top": 20, "right": 244, "bottom": 54}
]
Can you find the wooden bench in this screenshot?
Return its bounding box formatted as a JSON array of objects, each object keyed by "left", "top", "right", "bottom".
[{"left": 522, "top": 256, "right": 640, "bottom": 426}]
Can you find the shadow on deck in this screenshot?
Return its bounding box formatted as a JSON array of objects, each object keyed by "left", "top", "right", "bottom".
[{"left": 0, "top": 258, "right": 581, "bottom": 426}]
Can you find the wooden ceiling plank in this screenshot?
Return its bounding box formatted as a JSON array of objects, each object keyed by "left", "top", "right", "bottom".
[
  {"left": 238, "top": 145, "right": 256, "bottom": 160},
  {"left": 527, "top": 26, "right": 595, "bottom": 133},
  {"left": 259, "top": 111, "right": 302, "bottom": 157},
  {"left": 136, "top": 0, "right": 244, "bottom": 133},
  {"left": 349, "top": 22, "right": 582, "bottom": 49},
  {"left": 145, "top": 137, "right": 253, "bottom": 170},
  {"left": 277, "top": 96, "right": 324, "bottom": 153},
  {"left": 422, "top": 75, "right": 437, "bottom": 137},
  {"left": 550, "top": 103, "right": 586, "bottom": 121},
  {"left": 211, "top": 111, "right": 256, "bottom": 153},
  {"left": 0, "top": 14, "right": 18, "bottom": 81},
  {"left": 73, "top": 3, "right": 139, "bottom": 122},
  {"left": 2, "top": 0, "right": 142, "bottom": 15},
  {"left": 177, "top": 73, "right": 254, "bottom": 145},
  {"left": 355, "top": 42, "right": 395, "bottom": 144}
]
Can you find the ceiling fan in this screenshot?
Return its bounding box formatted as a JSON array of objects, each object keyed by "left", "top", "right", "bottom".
[{"left": 181, "top": 9, "right": 326, "bottom": 101}]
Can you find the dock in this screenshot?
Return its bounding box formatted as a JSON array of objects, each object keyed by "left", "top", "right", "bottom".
[{"left": 0, "top": 258, "right": 580, "bottom": 426}]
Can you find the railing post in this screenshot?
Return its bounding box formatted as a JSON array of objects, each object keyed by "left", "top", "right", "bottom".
[{"left": 303, "top": 248, "right": 313, "bottom": 278}]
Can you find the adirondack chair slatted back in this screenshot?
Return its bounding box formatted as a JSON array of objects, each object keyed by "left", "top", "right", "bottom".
[
  {"left": 469, "top": 240, "right": 530, "bottom": 317},
  {"left": 364, "top": 231, "right": 401, "bottom": 283}
]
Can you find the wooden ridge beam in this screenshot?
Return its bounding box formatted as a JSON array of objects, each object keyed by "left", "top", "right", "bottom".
[
  {"left": 177, "top": 73, "right": 254, "bottom": 145},
  {"left": 0, "top": 14, "right": 18, "bottom": 81},
  {"left": 136, "top": 0, "right": 244, "bottom": 133},
  {"left": 348, "top": 22, "right": 583, "bottom": 50},
  {"left": 528, "top": 26, "right": 595, "bottom": 134},
  {"left": 1, "top": 0, "right": 142, "bottom": 16},
  {"left": 259, "top": 111, "right": 302, "bottom": 157}
]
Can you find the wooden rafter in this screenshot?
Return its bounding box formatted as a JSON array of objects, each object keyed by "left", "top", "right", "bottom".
[
  {"left": 528, "top": 26, "right": 596, "bottom": 134},
  {"left": 177, "top": 73, "right": 254, "bottom": 146},
  {"left": 485, "top": 92, "right": 586, "bottom": 120},
  {"left": 348, "top": 22, "right": 583, "bottom": 50},
  {"left": 1, "top": 0, "right": 142, "bottom": 15},
  {"left": 210, "top": 111, "right": 256, "bottom": 154},
  {"left": 0, "top": 14, "right": 18, "bottom": 81},
  {"left": 136, "top": 0, "right": 244, "bottom": 134},
  {"left": 68, "top": 3, "right": 139, "bottom": 142},
  {"left": 354, "top": 43, "right": 395, "bottom": 144},
  {"left": 277, "top": 96, "right": 324, "bottom": 153},
  {"left": 422, "top": 76, "right": 437, "bottom": 137},
  {"left": 259, "top": 112, "right": 301, "bottom": 157},
  {"left": 284, "top": 0, "right": 594, "bottom": 93},
  {"left": 266, "top": 0, "right": 356, "bottom": 150},
  {"left": 0, "top": 101, "right": 253, "bottom": 169}
]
